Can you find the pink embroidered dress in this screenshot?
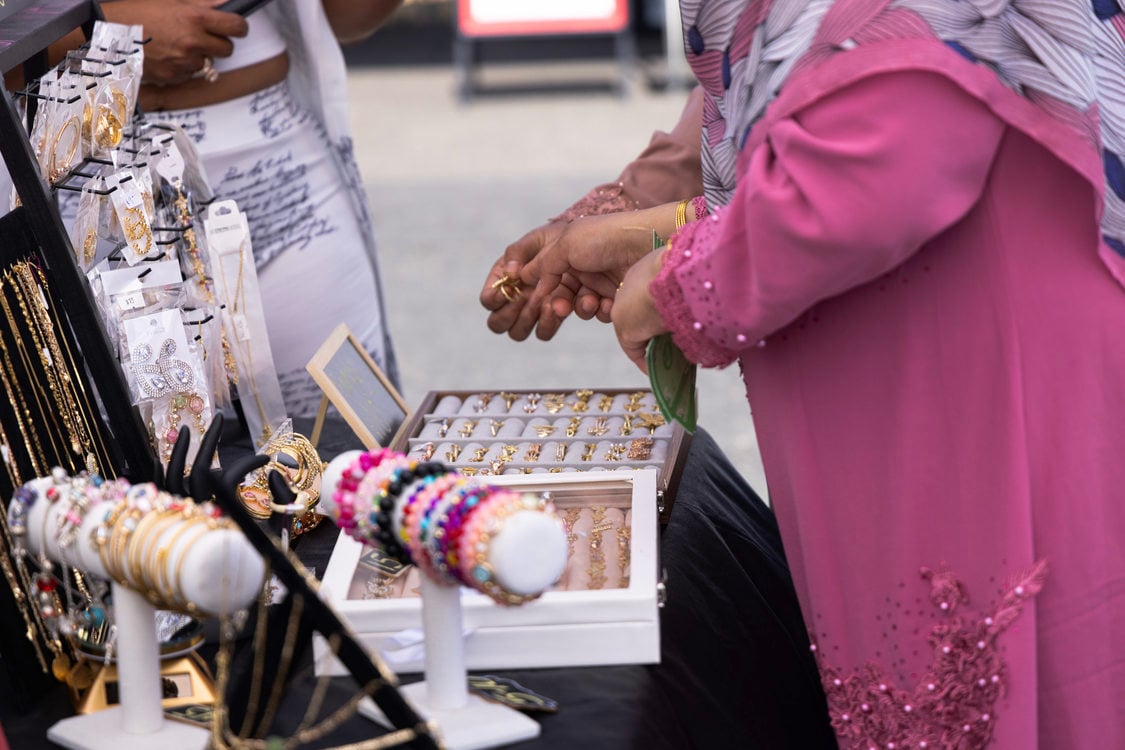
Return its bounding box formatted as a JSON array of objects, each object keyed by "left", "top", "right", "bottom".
[{"left": 650, "top": 2, "right": 1125, "bottom": 748}]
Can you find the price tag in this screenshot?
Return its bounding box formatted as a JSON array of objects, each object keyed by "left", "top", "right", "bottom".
[
  {"left": 118, "top": 291, "right": 145, "bottom": 311},
  {"left": 233, "top": 313, "right": 252, "bottom": 342}
]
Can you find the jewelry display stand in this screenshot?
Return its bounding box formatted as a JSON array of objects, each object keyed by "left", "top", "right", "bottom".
[
  {"left": 21, "top": 471, "right": 264, "bottom": 750},
  {"left": 322, "top": 451, "right": 567, "bottom": 750},
  {"left": 208, "top": 443, "right": 444, "bottom": 749},
  {"left": 360, "top": 578, "right": 542, "bottom": 750},
  {"left": 0, "top": 0, "right": 158, "bottom": 483},
  {"left": 45, "top": 586, "right": 209, "bottom": 749}
]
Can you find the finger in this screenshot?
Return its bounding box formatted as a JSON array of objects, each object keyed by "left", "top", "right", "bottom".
[
  {"left": 485, "top": 286, "right": 531, "bottom": 332},
  {"left": 573, "top": 286, "right": 602, "bottom": 320},
  {"left": 595, "top": 296, "right": 614, "bottom": 323},
  {"left": 197, "top": 8, "right": 249, "bottom": 40},
  {"left": 572, "top": 272, "right": 621, "bottom": 301},
  {"left": 480, "top": 261, "right": 515, "bottom": 312},
  {"left": 534, "top": 302, "right": 567, "bottom": 341},
  {"left": 623, "top": 341, "right": 649, "bottom": 374},
  {"left": 508, "top": 283, "right": 553, "bottom": 342}
]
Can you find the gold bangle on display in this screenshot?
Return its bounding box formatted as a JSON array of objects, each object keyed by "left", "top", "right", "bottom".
[
  {"left": 48, "top": 117, "right": 80, "bottom": 181},
  {"left": 154, "top": 515, "right": 208, "bottom": 602}
]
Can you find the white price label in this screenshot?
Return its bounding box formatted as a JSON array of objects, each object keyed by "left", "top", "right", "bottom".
[
  {"left": 118, "top": 292, "right": 145, "bottom": 311},
  {"left": 232, "top": 313, "right": 252, "bottom": 342}
]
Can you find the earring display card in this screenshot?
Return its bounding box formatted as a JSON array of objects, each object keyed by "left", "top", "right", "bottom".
[
  {"left": 315, "top": 471, "right": 661, "bottom": 674},
  {"left": 389, "top": 388, "right": 691, "bottom": 524}
]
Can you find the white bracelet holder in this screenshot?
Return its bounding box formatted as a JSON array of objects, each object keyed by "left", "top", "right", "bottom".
[
  {"left": 23, "top": 476, "right": 264, "bottom": 750},
  {"left": 323, "top": 452, "right": 567, "bottom": 750}
]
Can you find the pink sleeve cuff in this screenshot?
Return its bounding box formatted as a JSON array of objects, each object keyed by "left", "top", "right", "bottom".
[
  {"left": 550, "top": 182, "right": 639, "bottom": 223},
  {"left": 650, "top": 221, "right": 740, "bottom": 369}
]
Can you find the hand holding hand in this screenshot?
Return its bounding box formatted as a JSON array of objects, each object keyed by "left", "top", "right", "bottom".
[{"left": 480, "top": 221, "right": 610, "bottom": 341}]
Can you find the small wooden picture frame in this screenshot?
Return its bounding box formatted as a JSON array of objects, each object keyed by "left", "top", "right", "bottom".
[{"left": 305, "top": 324, "right": 409, "bottom": 449}]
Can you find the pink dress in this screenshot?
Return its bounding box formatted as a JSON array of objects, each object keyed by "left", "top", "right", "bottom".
[{"left": 652, "top": 41, "right": 1125, "bottom": 749}]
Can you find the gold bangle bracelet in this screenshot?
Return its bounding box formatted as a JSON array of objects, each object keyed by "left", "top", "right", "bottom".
[
  {"left": 674, "top": 199, "right": 691, "bottom": 232},
  {"left": 152, "top": 516, "right": 200, "bottom": 603},
  {"left": 125, "top": 507, "right": 173, "bottom": 591},
  {"left": 105, "top": 508, "right": 144, "bottom": 583},
  {"left": 172, "top": 520, "right": 226, "bottom": 615},
  {"left": 136, "top": 509, "right": 192, "bottom": 595}
]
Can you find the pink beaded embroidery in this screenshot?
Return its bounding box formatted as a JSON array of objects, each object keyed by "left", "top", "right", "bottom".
[
  {"left": 813, "top": 560, "right": 1047, "bottom": 750},
  {"left": 550, "top": 182, "right": 639, "bottom": 223}
]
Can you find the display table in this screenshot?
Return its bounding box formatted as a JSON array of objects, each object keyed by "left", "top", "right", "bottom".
[{"left": 0, "top": 424, "right": 836, "bottom": 749}]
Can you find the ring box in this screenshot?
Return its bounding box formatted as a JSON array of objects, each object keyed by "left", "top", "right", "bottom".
[
  {"left": 315, "top": 470, "right": 664, "bottom": 673},
  {"left": 389, "top": 388, "right": 691, "bottom": 524}
]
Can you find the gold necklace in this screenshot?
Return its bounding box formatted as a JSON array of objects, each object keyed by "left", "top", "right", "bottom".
[
  {"left": 13, "top": 261, "right": 107, "bottom": 474},
  {"left": 24, "top": 262, "right": 114, "bottom": 475},
  {"left": 0, "top": 303, "right": 49, "bottom": 476},
  {"left": 0, "top": 273, "right": 69, "bottom": 471},
  {"left": 9, "top": 263, "right": 91, "bottom": 467}
]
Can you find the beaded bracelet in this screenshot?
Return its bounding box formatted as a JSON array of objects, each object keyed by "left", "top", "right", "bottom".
[
  {"left": 456, "top": 490, "right": 557, "bottom": 606},
  {"left": 403, "top": 473, "right": 463, "bottom": 578}
]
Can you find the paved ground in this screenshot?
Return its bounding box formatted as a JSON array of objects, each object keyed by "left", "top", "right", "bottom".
[{"left": 342, "top": 36, "right": 768, "bottom": 495}]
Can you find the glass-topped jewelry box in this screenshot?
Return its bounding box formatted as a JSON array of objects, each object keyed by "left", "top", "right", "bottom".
[
  {"left": 315, "top": 471, "right": 662, "bottom": 673},
  {"left": 389, "top": 388, "right": 691, "bottom": 524}
]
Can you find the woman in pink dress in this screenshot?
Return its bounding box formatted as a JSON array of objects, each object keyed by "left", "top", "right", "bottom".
[{"left": 486, "top": 1, "right": 1125, "bottom": 747}]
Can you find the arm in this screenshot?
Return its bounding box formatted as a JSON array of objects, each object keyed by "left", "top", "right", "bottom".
[
  {"left": 615, "top": 70, "right": 1007, "bottom": 371},
  {"left": 321, "top": 0, "right": 404, "bottom": 45},
  {"left": 551, "top": 85, "right": 705, "bottom": 221},
  {"left": 3, "top": 0, "right": 247, "bottom": 90}
]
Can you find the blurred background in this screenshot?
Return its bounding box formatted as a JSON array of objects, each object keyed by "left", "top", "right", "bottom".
[{"left": 341, "top": 0, "right": 767, "bottom": 495}]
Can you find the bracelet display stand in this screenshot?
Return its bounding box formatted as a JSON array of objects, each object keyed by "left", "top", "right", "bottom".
[
  {"left": 21, "top": 472, "right": 264, "bottom": 750},
  {"left": 207, "top": 435, "right": 444, "bottom": 749},
  {"left": 322, "top": 451, "right": 568, "bottom": 750}
]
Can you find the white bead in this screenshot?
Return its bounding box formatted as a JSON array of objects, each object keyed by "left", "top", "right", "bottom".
[
  {"left": 841, "top": 713, "right": 850, "bottom": 722},
  {"left": 926, "top": 683, "right": 935, "bottom": 691},
  {"left": 978, "top": 679, "right": 986, "bottom": 687},
  {"left": 942, "top": 646, "right": 951, "bottom": 654},
  {"left": 736, "top": 333, "right": 747, "bottom": 343},
  {"left": 833, "top": 679, "right": 842, "bottom": 686},
  {"left": 861, "top": 703, "right": 870, "bottom": 712},
  {"left": 984, "top": 617, "right": 993, "bottom": 626},
  {"left": 1014, "top": 586, "right": 1025, "bottom": 596},
  {"left": 879, "top": 684, "right": 887, "bottom": 692},
  {"left": 920, "top": 742, "right": 928, "bottom": 748},
  {"left": 904, "top": 705, "right": 912, "bottom": 713},
  {"left": 692, "top": 321, "right": 703, "bottom": 331},
  {"left": 940, "top": 601, "right": 949, "bottom": 610},
  {"left": 963, "top": 724, "right": 971, "bottom": 733},
  {"left": 977, "top": 640, "right": 986, "bottom": 650},
  {"left": 703, "top": 281, "right": 713, "bottom": 290},
  {"left": 991, "top": 675, "right": 1000, "bottom": 683},
  {"left": 982, "top": 713, "right": 990, "bottom": 721}
]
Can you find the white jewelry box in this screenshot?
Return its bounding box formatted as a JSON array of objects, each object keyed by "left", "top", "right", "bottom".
[{"left": 313, "top": 470, "right": 661, "bottom": 675}]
